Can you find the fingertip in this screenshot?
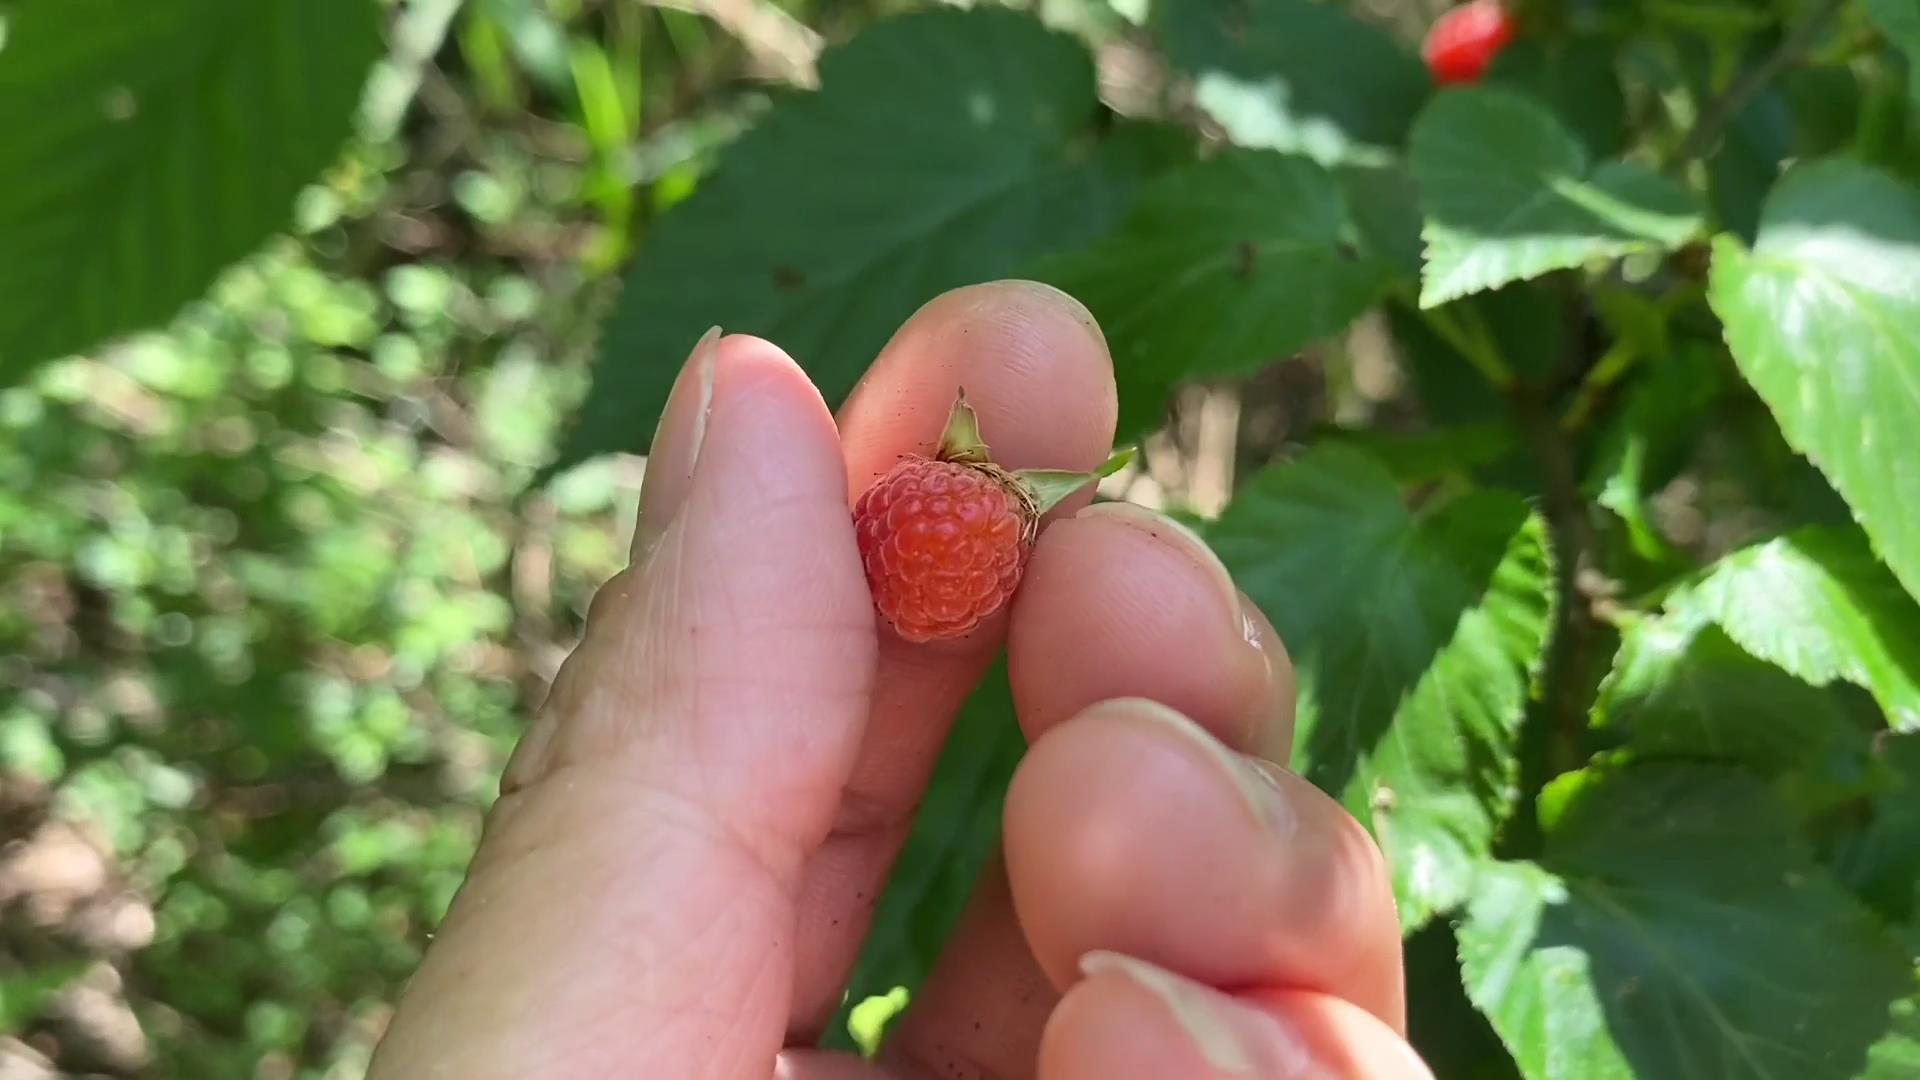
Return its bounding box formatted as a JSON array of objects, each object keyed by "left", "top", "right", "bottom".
[
  {"left": 1041, "top": 969, "right": 1434, "bottom": 1080},
  {"left": 1236, "top": 592, "right": 1298, "bottom": 764},
  {"left": 1250, "top": 990, "right": 1435, "bottom": 1079},
  {"left": 689, "top": 332, "right": 850, "bottom": 525},
  {"left": 1008, "top": 503, "right": 1280, "bottom": 748},
  {"left": 1004, "top": 699, "right": 1405, "bottom": 1024},
  {"left": 839, "top": 280, "right": 1118, "bottom": 497},
  {"left": 627, "top": 328, "right": 877, "bottom": 847},
  {"left": 1040, "top": 960, "right": 1256, "bottom": 1080},
  {"left": 711, "top": 332, "right": 841, "bottom": 444}
]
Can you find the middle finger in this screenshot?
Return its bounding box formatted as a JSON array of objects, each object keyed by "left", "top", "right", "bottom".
[{"left": 786, "top": 279, "right": 1118, "bottom": 1037}]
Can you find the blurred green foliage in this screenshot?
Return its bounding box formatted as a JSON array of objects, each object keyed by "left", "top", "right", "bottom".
[{"left": 0, "top": 0, "right": 771, "bottom": 1072}]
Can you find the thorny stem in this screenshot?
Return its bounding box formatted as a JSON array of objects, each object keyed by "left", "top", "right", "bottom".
[
  {"left": 1418, "top": 292, "right": 1612, "bottom": 778},
  {"left": 1523, "top": 292, "right": 1614, "bottom": 779},
  {"left": 1670, "top": 0, "right": 1849, "bottom": 166},
  {"left": 1516, "top": 384, "right": 1606, "bottom": 775}
]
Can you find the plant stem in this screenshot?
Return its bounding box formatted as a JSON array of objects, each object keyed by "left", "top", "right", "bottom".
[
  {"left": 1559, "top": 339, "right": 1642, "bottom": 432},
  {"left": 1671, "top": 0, "right": 1848, "bottom": 166},
  {"left": 1514, "top": 383, "right": 1605, "bottom": 777}
]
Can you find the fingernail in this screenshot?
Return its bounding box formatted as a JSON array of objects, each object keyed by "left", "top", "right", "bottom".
[
  {"left": 634, "top": 327, "right": 721, "bottom": 557},
  {"left": 1074, "top": 503, "right": 1242, "bottom": 636},
  {"left": 1079, "top": 951, "right": 1255, "bottom": 1074},
  {"left": 1237, "top": 593, "right": 1271, "bottom": 653},
  {"left": 1102, "top": 698, "right": 1293, "bottom": 838},
  {"left": 1238, "top": 593, "right": 1298, "bottom": 763}
]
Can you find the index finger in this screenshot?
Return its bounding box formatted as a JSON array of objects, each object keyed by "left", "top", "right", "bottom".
[{"left": 787, "top": 279, "right": 1119, "bottom": 1035}]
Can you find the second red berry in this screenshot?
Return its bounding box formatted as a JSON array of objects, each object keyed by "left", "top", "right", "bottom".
[{"left": 1423, "top": 0, "right": 1515, "bottom": 85}]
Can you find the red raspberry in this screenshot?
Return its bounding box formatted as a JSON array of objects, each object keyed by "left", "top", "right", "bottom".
[
  {"left": 854, "top": 458, "right": 1030, "bottom": 643},
  {"left": 1423, "top": 1, "right": 1515, "bottom": 85},
  {"left": 850, "top": 392, "right": 1132, "bottom": 643}
]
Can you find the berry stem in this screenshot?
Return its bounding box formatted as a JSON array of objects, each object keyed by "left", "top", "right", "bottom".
[{"left": 1015, "top": 447, "right": 1135, "bottom": 515}]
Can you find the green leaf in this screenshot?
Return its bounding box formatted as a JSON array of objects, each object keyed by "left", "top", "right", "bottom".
[
  {"left": 1866, "top": 986, "right": 1920, "bottom": 1080},
  {"left": 1310, "top": 421, "right": 1518, "bottom": 483},
  {"left": 1593, "top": 606, "right": 1870, "bottom": 774},
  {"left": 553, "top": 8, "right": 1182, "bottom": 468},
  {"left": 1708, "top": 160, "right": 1920, "bottom": 602},
  {"left": 1339, "top": 161, "right": 1426, "bottom": 280},
  {"left": 1583, "top": 343, "right": 1725, "bottom": 561},
  {"left": 1411, "top": 88, "right": 1705, "bottom": 307},
  {"left": 1208, "top": 447, "right": 1554, "bottom": 928},
  {"left": 1387, "top": 280, "right": 1572, "bottom": 474},
  {"left": 1035, "top": 149, "right": 1395, "bottom": 437},
  {"left": 826, "top": 663, "right": 1023, "bottom": 1052},
  {"left": 1682, "top": 527, "right": 1920, "bottom": 730},
  {"left": 1460, "top": 763, "right": 1912, "bottom": 1080},
  {"left": 1154, "top": 0, "right": 1429, "bottom": 166},
  {"left": 1404, "top": 923, "right": 1523, "bottom": 1080},
  {"left": 1868, "top": 0, "right": 1920, "bottom": 111},
  {"left": 1484, "top": 38, "right": 1627, "bottom": 160},
  {"left": 0, "top": 0, "right": 383, "bottom": 379},
  {"left": 1826, "top": 734, "right": 1920, "bottom": 923},
  {"left": 1711, "top": 86, "right": 1795, "bottom": 242}
]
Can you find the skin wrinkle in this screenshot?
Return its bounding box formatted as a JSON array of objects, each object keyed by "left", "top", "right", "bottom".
[
  {"left": 500, "top": 562, "right": 652, "bottom": 795},
  {"left": 513, "top": 506, "right": 873, "bottom": 891},
  {"left": 423, "top": 764, "right": 794, "bottom": 1077}
]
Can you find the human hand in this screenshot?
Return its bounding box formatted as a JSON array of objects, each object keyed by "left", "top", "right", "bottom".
[{"left": 368, "top": 282, "right": 1432, "bottom": 1079}]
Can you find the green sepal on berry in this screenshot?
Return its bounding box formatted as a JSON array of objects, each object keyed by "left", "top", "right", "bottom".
[{"left": 934, "top": 389, "right": 1135, "bottom": 532}]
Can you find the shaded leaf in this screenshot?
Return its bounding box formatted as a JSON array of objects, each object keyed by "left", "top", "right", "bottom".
[
  {"left": 1035, "top": 149, "right": 1395, "bottom": 437},
  {"left": 1710, "top": 85, "right": 1795, "bottom": 241},
  {"left": 1485, "top": 38, "right": 1627, "bottom": 159},
  {"left": 555, "top": 8, "right": 1183, "bottom": 467},
  {"left": 1868, "top": 0, "right": 1920, "bottom": 110},
  {"left": 1209, "top": 447, "right": 1554, "bottom": 928},
  {"left": 1154, "top": 0, "right": 1429, "bottom": 166},
  {"left": 1411, "top": 88, "right": 1705, "bottom": 306},
  {"left": 0, "top": 0, "right": 383, "bottom": 379},
  {"left": 1460, "top": 763, "right": 1911, "bottom": 1080},
  {"left": 1338, "top": 161, "right": 1426, "bottom": 280},
  {"left": 1583, "top": 343, "right": 1725, "bottom": 560},
  {"left": 1708, "top": 160, "right": 1920, "bottom": 602},
  {"left": 1310, "top": 421, "right": 1518, "bottom": 483},
  {"left": 1404, "top": 922, "right": 1523, "bottom": 1080},
  {"left": 1827, "top": 734, "right": 1920, "bottom": 923}
]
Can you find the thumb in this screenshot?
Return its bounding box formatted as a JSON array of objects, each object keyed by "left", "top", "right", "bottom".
[{"left": 371, "top": 333, "right": 877, "bottom": 1079}]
